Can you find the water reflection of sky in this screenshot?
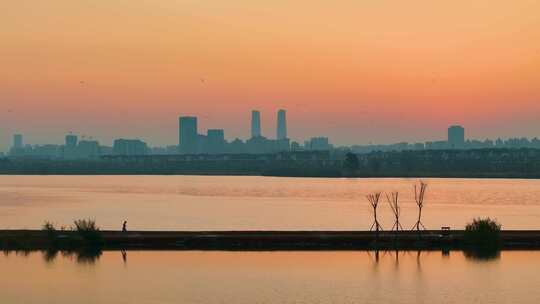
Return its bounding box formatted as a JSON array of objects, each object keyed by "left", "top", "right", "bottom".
[
  {"left": 0, "top": 250, "right": 538, "bottom": 304},
  {"left": 1, "top": 176, "right": 540, "bottom": 230}
]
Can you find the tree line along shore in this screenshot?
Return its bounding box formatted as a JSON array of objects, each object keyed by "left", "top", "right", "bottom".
[{"left": 1, "top": 148, "right": 540, "bottom": 177}]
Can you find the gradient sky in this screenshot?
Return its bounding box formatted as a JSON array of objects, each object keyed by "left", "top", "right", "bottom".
[{"left": 1, "top": 0, "right": 539, "bottom": 151}]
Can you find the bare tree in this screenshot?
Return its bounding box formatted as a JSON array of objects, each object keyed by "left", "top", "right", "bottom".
[
  {"left": 387, "top": 192, "right": 403, "bottom": 232},
  {"left": 367, "top": 192, "right": 383, "bottom": 234},
  {"left": 411, "top": 181, "right": 428, "bottom": 231}
]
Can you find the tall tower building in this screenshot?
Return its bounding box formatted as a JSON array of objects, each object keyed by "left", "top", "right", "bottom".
[
  {"left": 277, "top": 109, "right": 287, "bottom": 140},
  {"left": 65, "top": 134, "right": 78, "bottom": 148},
  {"left": 448, "top": 125, "right": 465, "bottom": 148},
  {"left": 251, "top": 110, "right": 261, "bottom": 138},
  {"left": 207, "top": 129, "right": 225, "bottom": 154},
  {"left": 13, "top": 134, "right": 23, "bottom": 149},
  {"left": 64, "top": 134, "right": 79, "bottom": 159},
  {"left": 179, "top": 116, "right": 198, "bottom": 154}
]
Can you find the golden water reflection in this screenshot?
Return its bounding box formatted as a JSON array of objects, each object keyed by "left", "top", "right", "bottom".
[
  {"left": 0, "top": 250, "right": 539, "bottom": 303},
  {"left": 2, "top": 176, "right": 540, "bottom": 230}
]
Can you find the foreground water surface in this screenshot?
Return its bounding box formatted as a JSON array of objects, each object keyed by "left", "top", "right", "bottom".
[
  {"left": 1, "top": 176, "right": 540, "bottom": 230},
  {"left": 0, "top": 250, "right": 539, "bottom": 304}
]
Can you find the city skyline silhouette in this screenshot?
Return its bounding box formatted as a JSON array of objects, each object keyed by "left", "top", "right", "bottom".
[
  {"left": 2, "top": 2, "right": 540, "bottom": 304},
  {"left": 2, "top": 1, "right": 539, "bottom": 152}
]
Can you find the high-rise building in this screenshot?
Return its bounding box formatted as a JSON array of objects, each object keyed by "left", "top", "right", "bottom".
[
  {"left": 448, "top": 125, "right": 465, "bottom": 148},
  {"left": 179, "top": 116, "right": 198, "bottom": 154},
  {"left": 63, "top": 134, "right": 79, "bottom": 159},
  {"left": 307, "top": 137, "right": 331, "bottom": 151},
  {"left": 277, "top": 109, "right": 287, "bottom": 140},
  {"left": 77, "top": 140, "right": 100, "bottom": 158},
  {"left": 13, "top": 134, "right": 23, "bottom": 149},
  {"left": 207, "top": 129, "right": 225, "bottom": 154},
  {"left": 113, "top": 139, "right": 148, "bottom": 155},
  {"left": 65, "top": 134, "right": 78, "bottom": 148},
  {"left": 251, "top": 110, "right": 261, "bottom": 138}
]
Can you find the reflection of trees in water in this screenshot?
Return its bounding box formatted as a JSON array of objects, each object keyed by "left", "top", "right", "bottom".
[
  {"left": 463, "top": 248, "right": 501, "bottom": 262},
  {"left": 367, "top": 250, "right": 402, "bottom": 269},
  {"left": 441, "top": 247, "right": 450, "bottom": 258},
  {"left": 2, "top": 249, "right": 32, "bottom": 258},
  {"left": 416, "top": 250, "right": 422, "bottom": 272},
  {"left": 366, "top": 250, "right": 381, "bottom": 278},
  {"left": 41, "top": 248, "right": 103, "bottom": 264},
  {"left": 74, "top": 248, "right": 102, "bottom": 264},
  {"left": 370, "top": 248, "right": 501, "bottom": 263},
  {"left": 4, "top": 248, "right": 107, "bottom": 265},
  {"left": 367, "top": 249, "right": 380, "bottom": 264},
  {"left": 15, "top": 250, "right": 31, "bottom": 257},
  {"left": 42, "top": 249, "right": 58, "bottom": 263},
  {"left": 366, "top": 249, "right": 436, "bottom": 274}
]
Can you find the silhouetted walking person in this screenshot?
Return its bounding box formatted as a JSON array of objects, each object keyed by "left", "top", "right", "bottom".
[{"left": 122, "top": 220, "right": 127, "bottom": 232}]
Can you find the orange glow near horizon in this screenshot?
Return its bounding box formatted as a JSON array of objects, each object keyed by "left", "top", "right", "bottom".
[{"left": 1, "top": 0, "right": 539, "bottom": 150}]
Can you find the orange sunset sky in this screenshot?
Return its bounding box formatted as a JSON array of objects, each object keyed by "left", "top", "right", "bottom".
[{"left": 1, "top": 0, "right": 539, "bottom": 151}]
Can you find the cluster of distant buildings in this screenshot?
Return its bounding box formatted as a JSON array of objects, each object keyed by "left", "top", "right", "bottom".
[
  {"left": 177, "top": 110, "right": 332, "bottom": 155},
  {"left": 5, "top": 109, "right": 332, "bottom": 159},
  {"left": 348, "top": 125, "right": 540, "bottom": 154},
  {"left": 4, "top": 113, "right": 540, "bottom": 160},
  {"left": 7, "top": 133, "right": 149, "bottom": 160},
  {"left": 178, "top": 110, "right": 289, "bottom": 155}
]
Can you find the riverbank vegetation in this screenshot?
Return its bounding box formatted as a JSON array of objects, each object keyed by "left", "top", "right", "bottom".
[
  {"left": 41, "top": 219, "right": 103, "bottom": 249},
  {"left": 2, "top": 148, "right": 540, "bottom": 178},
  {"left": 464, "top": 218, "right": 502, "bottom": 248},
  {"left": 463, "top": 218, "right": 502, "bottom": 259},
  {"left": 365, "top": 181, "right": 428, "bottom": 232}
]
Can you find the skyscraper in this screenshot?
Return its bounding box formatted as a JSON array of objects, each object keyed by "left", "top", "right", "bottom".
[
  {"left": 113, "top": 139, "right": 148, "bottom": 155},
  {"left": 65, "top": 134, "right": 78, "bottom": 148},
  {"left": 63, "top": 134, "right": 79, "bottom": 159},
  {"left": 307, "top": 137, "right": 331, "bottom": 151},
  {"left": 251, "top": 110, "right": 261, "bottom": 138},
  {"left": 13, "top": 134, "right": 23, "bottom": 149},
  {"left": 77, "top": 140, "right": 100, "bottom": 158},
  {"left": 277, "top": 109, "right": 287, "bottom": 140},
  {"left": 179, "top": 116, "right": 198, "bottom": 154},
  {"left": 448, "top": 125, "right": 465, "bottom": 148},
  {"left": 207, "top": 129, "right": 225, "bottom": 154}
]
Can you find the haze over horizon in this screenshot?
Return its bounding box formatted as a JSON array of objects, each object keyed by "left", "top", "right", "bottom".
[{"left": 2, "top": 0, "right": 539, "bottom": 152}]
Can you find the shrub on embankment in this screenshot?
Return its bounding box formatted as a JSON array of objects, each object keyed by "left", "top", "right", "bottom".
[
  {"left": 42, "top": 221, "right": 58, "bottom": 237},
  {"left": 42, "top": 221, "right": 58, "bottom": 246},
  {"left": 73, "top": 219, "right": 103, "bottom": 247},
  {"left": 40, "top": 219, "right": 103, "bottom": 248},
  {"left": 463, "top": 218, "right": 501, "bottom": 251}
]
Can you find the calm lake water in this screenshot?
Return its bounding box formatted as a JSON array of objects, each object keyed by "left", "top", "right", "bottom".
[
  {"left": 1, "top": 250, "right": 539, "bottom": 304},
  {"left": 1, "top": 176, "right": 540, "bottom": 230}
]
